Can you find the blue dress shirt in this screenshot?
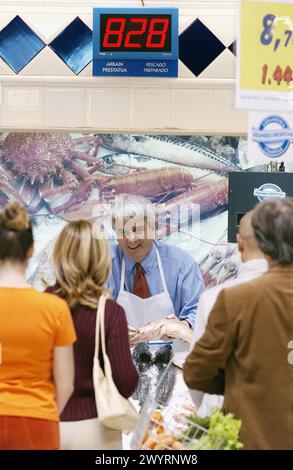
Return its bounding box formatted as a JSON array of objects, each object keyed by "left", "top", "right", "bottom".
[{"left": 108, "top": 240, "right": 205, "bottom": 328}]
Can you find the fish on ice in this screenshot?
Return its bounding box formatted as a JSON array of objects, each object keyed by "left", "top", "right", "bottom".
[{"left": 100, "top": 135, "right": 239, "bottom": 172}]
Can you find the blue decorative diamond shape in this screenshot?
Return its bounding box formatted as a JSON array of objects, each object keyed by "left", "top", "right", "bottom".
[
  {"left": 179, "top": 19, "right": 225, "bottom": 76},
  {"left": 228, "top": 41, "right": 237, "bottom": 56},
  {"left": 49, "top": 17, "right": 92, "bottom": 75},
  {"left": 0, "top": 16, "right": 45, "bottom": 73}
]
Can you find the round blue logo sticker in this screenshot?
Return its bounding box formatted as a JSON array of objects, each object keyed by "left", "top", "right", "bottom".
[
  {"left": 252, "top": 115, "right": 292, "bottom": 158},
  {"left": 253, "top": 183, "right": 286, "bottom": 202}
]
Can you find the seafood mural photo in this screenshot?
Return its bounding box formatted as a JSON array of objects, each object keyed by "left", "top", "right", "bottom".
[{"left": 0, "top": 132, "right": 250, "bottom": 290}]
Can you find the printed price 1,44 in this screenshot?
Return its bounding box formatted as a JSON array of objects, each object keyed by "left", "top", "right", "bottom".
[{"left": 261, "top": 64, "right": 293, "bottom": 86}]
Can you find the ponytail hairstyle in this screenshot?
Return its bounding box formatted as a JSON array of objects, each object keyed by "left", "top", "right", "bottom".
[{"left": 0, "top": 200, "right": 33, "bottom": 262}]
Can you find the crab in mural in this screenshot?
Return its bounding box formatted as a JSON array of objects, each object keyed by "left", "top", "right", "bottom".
[{"left": 0, "top": 132, "right": 103, "bottom": 213}]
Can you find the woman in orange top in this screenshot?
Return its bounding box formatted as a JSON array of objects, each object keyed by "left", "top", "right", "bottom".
[{"left": 0, "top": 201, "right": 77, "bottom": 450}]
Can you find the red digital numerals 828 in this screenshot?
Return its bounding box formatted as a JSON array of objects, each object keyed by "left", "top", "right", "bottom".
[{"left": 102, "top": 18, "right": 170, "bottom": 48}]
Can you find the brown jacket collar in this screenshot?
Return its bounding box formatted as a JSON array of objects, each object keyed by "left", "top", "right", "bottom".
[{"left": 268, "top": 263, "right": 293, "bottom": 273}]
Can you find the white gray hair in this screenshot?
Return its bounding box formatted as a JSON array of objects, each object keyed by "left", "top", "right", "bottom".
[{"left": 112, "top": 194, "right": 155, "bottom": 224}]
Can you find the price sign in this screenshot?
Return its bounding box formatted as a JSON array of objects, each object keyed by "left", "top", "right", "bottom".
[
  {"left": 93, "top": 8, "right": 178, "bottom": 77},
  {"left": 236, "top": 0, "right": 293, "bottom": 111}
]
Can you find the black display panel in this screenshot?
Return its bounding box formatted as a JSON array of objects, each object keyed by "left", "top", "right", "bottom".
[
  {"left": 100, "top": 14, "right": 172, "bottom": 52},
  {"left": 228, "top": 172, "right": 293, "bottom": 242}
]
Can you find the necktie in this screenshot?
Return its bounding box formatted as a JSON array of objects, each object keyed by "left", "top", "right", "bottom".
[{"left": 133, "top": 263, "right": 151, "bottom": 299}]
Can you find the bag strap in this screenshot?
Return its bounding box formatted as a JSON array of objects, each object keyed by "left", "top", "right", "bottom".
[
  {"left": 94, "top": 292, "right": 108, "bottom": 368},
  {"left": 100, "top": 294, "right": 107, "bottom": 362},
  {"left": 94, "top": 292, "right": 113, "bottom": 372}
]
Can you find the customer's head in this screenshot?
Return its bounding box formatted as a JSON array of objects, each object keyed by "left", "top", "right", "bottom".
[
  {"left": 53, "top": 220, "right": 110, "bottom": 309},
  {"left": 0, "top": 200, "right": 33, "bottom": 265},
  {"left": 237, "top": 210, "right": 266, "bottom": 262},
  {"left": 252, "top": 197, "right": 293, "bottom": 265},
  {"left": 112, "top": 195, "right": 155, "bottom": 263}
]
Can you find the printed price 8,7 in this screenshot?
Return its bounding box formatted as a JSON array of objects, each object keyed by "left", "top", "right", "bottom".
[{"left": 260, "top": 13, "right": 293, "bottom": 52}]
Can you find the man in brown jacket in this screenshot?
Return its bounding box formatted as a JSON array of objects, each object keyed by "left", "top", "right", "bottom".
[{"left": 184, "top": 198, "right": 293, "bottom": 450}]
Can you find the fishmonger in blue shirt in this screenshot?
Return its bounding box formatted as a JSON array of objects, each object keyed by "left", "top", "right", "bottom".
[{"left": 108, "top": 195, "right": 204, "bottom": 332}]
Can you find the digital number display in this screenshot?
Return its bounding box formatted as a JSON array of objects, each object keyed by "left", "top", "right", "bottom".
[{"left": 100, "top": 14, "right": 172, "bottom": 52}]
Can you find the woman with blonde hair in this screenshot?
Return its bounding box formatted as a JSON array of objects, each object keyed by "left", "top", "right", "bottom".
[
  {"left": 0, "top": 201, "right": 76, "bottom": 450},
  {"left": 46, "top": 220, "right": 138, "bottom": 450}
]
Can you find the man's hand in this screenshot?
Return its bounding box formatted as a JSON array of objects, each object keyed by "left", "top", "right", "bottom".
[
  {"left": 128, "top": 326, "right": 141, "bottom": 346},
  {"left": 161, "top": 316, "right": 192, "bottom": 343},
  {"left": 128, "top": 317, "right": 193, "bottom": 346},
  {"left": 181, "top": 320, "right": 192, "bottom": 329}
]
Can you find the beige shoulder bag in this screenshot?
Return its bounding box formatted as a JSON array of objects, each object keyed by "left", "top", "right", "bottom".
[{"left": 93, "top": 293, "right": 139, "bottom": 431}]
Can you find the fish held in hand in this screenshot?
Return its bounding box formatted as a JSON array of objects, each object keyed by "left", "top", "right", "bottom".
[{"left": 128, "top": 316, "right": 192, "bottom": 345}]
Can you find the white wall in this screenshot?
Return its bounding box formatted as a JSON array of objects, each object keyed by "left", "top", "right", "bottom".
[{"left": 0, "top": 1, "right": 247, "bottom": 133}]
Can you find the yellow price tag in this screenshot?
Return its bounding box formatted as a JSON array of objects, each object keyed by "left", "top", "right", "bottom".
[{"left": 240, "top": 0, "right": 293, "bottom": 92}]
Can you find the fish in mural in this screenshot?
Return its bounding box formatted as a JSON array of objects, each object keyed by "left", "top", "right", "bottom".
[
  {"left": 97, "top": 152, "right": 151, "bottom": 175},
  {"left": 27, "top": 213, "right": 68, "bottom": 289},
  {"left": 188, "top": 135, "right": 239, "bottom": 162},
  {"left": 97, "top": 150, "right": 228, "bottom": 179},
  {"left": 216, "top": 251, "right": 241, "bottom": 284},
  {"left": 100, "top": 135, "right": 239, "bottom": 171},
  {"left": 199, "top": 244, "right": 240, "bottom": 288},
  {"left": 28, "top": 237, "right": 56, "bottom": 291},
  {"left": 200, "top": 244, "right": 235, "bottom": 273}
]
